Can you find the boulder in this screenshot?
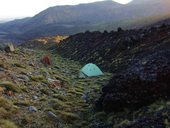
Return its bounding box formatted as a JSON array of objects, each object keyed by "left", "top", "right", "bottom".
[
  {"left": 5, "top": 43, "right": 15, "bottom": 52},
  {"left": 47, "top": 111, "right": 60, "bottom": 123},
  {"left": 17, "top": 75, "right": 30, "bottom": 82},
  {"left": 32, "top": 95, "right": 38, "bottom": 100},
  {"left": 28, "top": 106, "right": 38, "bottom": 112},
  {"left": 48, "top": 78, "right": 62, "bottom": 89},
  {"left": 28, "top": 60, "right": 35, "bottom": 66}
]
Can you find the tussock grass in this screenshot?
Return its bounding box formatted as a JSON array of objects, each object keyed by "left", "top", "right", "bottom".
[
  {"left": 13, "top": 63, "right": 26, "bottom": 69},
  {"left": 56, "top": 110, "right": 80, "bottom": 123},
  {"left": 0, "top": 97, "right": 17, "bottom": 119},
  {"left": 0, "top": 81, "right": 20, "bottom": 92},
  {"left": 52, "top": 94, "right": 67, "bottom": 101},
  {"left": 50, "top": 99, "right": 69, "bottom": 110},
  {"left": 0, "top": 120, "right": 18, "bottom": 128},
  {"left": 30, "top": 75, "right": 44, "bottom": 82}
]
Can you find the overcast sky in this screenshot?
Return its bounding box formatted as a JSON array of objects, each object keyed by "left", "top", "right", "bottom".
[{"left": 0, "top": 0, "right": 132, "bottom": 20}]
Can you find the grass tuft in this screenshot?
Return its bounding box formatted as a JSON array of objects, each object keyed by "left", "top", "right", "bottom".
[
  {"left": 0, "top": 81, "right": 20, "bottom": 92},
  {"left": 56, "top": 110, "right": 80, "bottom": 123},
  {"left": 0, "top": 120, "right": 18, "bottom": 128}
]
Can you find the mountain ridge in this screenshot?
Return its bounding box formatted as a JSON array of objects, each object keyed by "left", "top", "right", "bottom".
[{"left": 0, "top": 0, "right": 170, "bottom": 43}]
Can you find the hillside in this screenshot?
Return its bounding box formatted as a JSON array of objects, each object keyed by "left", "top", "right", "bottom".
[
  {"left": 0, "top": 47, "right": 112, "bottom": 128},
  {"left": 55, "top": 24, "right": 169, "bottom": 71},
  {"left": 0, "top": 21, "right": 169, "bottom": 127},
  {"left": 0, "top": 0, "right": 170, "bottom": 43},
  {"left": 13, "top": 22, "right": 170, "bottom": 127},
  {"left": 54, "top": 24, "right": 170, "bottom": 127}
]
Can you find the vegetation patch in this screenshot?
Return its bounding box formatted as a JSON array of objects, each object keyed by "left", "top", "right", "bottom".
[
  {"left": 0, "top": 120, "right": 18, "bottom": 128},
  {"left": 56, "top": 110, "right": 80, "bottom": 123},
  {"left": 0, "top": 81, "right": 20, "bottom": 92},
  {"left": 50, "top": 99, "right": 69, "bottom": 110},
  {"left": 30, "top": 75, "right": 44, "bottom": 82},
  {"left": 52, "top": 94, "right": 67, "bottom": 101},
  {"left": 13, "top": 63, "right": 26, "bottom": 69}
]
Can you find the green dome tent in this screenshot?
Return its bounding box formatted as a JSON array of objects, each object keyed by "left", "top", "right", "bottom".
[{"left": 79, "top": 63, "right": 103, "bottom": 78}]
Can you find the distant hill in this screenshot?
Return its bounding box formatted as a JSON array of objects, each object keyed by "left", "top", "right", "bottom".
[{"left": 0, "top": 0, "right": 170, "bottom": 43}]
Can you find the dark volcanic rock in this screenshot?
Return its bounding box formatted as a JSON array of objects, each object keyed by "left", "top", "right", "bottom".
[
  {"left": 56, "top": 24, "right": 170, "bottom": 113},
  {"left": 56, "top": 29, "right": 145, "bottom": 72},
  {"left": 56, "top": 25, "right": 170, "bottom": 72},
  {"left": 123, "top": 105, "right": 170, "bottom": 128},
  {"left": 96, "top": 50, "right": 170, "bottom": 112}
]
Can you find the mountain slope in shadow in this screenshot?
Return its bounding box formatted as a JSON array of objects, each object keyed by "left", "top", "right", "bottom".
[{"left": 0, "top": 0, "right": 170, "bottom": 42}]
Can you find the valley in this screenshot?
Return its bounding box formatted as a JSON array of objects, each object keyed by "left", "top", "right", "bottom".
[
  {"left": 0, "top": 23, "right": 169, "bottom": 127},
  {"left": 0, "top": 0, "right": 170, "bottom": 127}
]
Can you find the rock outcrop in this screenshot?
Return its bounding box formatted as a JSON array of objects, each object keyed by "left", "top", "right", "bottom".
[
  {"left": 56, "top": 24, "right": 170, "bottom": 113},
  {"left": 96, "top": 50, "right": 170, "bottom": 112},
  {"left": 56, "top": 24, "right": 170, "bottom": 72}
]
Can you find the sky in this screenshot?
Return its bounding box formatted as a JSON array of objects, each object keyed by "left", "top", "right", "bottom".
[{"left": 0, "top": 0, "right": 133, "bottom": 21}]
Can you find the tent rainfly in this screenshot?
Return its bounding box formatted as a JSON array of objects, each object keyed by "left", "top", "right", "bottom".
[{"left": 79, "top": 63, "right": 103, "bottom": 78}]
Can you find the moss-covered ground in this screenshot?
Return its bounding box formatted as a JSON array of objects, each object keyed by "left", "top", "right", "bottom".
[{"left": 0, "top": 48, "right": 112, "bottom": 128}]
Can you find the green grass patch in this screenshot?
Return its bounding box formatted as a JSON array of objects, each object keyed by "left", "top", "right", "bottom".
[
  {"left": 0, "top": 81, "right": 20, "bottom": 92},
  {"left": 56, "top": 110, "right": 80, "bottom": 123},
  {"left": 30, "top": 75, "right": 44, "bottom": 82},
  {"left": 0, "top": 120, "right": 18, "bottom": 128},
  {"left": 13, "top": 63, "right": 26, "bottom": 69},
  {"left": 52, "top": 94, "right": 67, "bottom": 101}
]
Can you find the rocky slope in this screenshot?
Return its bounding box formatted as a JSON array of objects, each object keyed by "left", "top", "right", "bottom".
[
  {"left": 0, "top": 47, "right": 112, "bottom": 128},
  {"left": 55, "top": 24, "right": 170, "bottom": 127},
  {"left": 0, "top": 23, "right": 170, "bottom": 128},
  {"left": 56, "top": 24, "right": 170, "bottom": 71}
]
